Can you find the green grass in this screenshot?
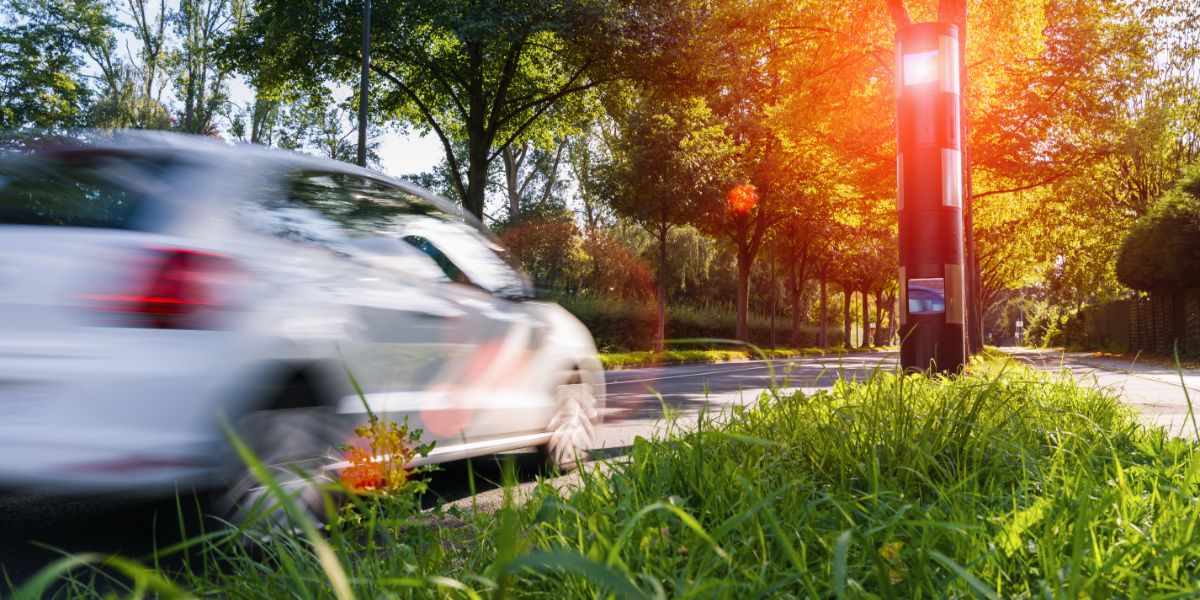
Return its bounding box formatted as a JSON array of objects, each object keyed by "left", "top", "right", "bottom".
[
  {"left": 17, "top": 355, "right": 1200, "bottom": 598},
  {"left": 598, "top": 345, "right": 883, "bottom": 369}
]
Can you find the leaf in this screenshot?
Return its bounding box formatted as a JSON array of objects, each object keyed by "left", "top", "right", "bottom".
[{"left": 505, "top": 550, "right": 650, "bottom": 600}]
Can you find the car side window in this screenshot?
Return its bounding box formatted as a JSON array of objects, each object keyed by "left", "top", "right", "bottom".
[
  {"left": 244, "top": 169, "right": 528, "bottom": 297},
  {"left": 402, "top": 234, "right": 470, "bottom": 285},
  {"left": 399, "top": 219, "right": 529, "bottom": 299}
]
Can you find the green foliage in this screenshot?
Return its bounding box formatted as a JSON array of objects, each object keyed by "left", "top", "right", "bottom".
[
  {"left": 86, "top": 66, "right": 174, "bottom": 129},
  {"left": 232, "top": 0, "right": 637, "bottom": 217},
  {"left": 551, "top": 293, "right": 656, "bottom": 351},
  {"left": 0, "top": 0, "right": 110, "bottom": 131},
  {"left": 604, "top": 95, "right": 739, "bottom": 236},
  {"left": 553, "top": 293, "right": 826, "bottom": 352},
  {"left": 1116, "top": 165, "right": 1200, "bottom": 292},
  {"left": 30, "top": 362, "right": 1200, "bottom": 597},
  {"left": 173, "top": 0, "right": 247, "bottom": 135}
]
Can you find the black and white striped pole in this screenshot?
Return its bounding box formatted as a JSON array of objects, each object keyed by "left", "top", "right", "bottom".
[{"left": 895, "top": 22, "right": 966, "bottom": 373}]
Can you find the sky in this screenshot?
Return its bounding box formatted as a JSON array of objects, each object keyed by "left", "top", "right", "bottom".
[
  {"left": 378, "top": 130, "right": 444, "bottom": 176},
  {"left": 226, "top": 77, "right": 444, "bottom": 178}
]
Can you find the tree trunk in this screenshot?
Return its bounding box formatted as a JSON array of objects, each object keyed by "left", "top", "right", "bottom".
[
  {"left": 769, "top": 247, "right": 776, "bottom": 349},
  {"left": 736, "top": 250, "right": 751, "bottom": 343},
  {"left": 842, "top": 284, "right": 852, "bottom": 350},
  {"left": 860, "top": 289, "right": 871, "bottom": 349},
  {"left": 789, "top": 257, "right": 800, "bottom": 347},
  {"left": 655, "top": 224, "right": 668, "bottom": 352},
  {"left": 819, "top": 269, "right": 828, "bottom": 347},
  {"left": 885, "top": 292, "right": 898, "bottom": 344},
  {"left": 501, "top": 145, "right": 522, "bottom": 223},
  {"left": 873, "top": 292, "right": 885, "bottom": 346},
  {"left": 463, "top": 42, "right": 489, "bottom": 221}
]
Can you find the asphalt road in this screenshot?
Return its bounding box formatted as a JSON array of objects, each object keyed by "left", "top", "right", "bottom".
[{"left": 6, "top": 347, "right": 1194, "bottom": 585}]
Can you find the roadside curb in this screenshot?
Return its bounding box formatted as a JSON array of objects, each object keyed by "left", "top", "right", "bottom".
[{"left": 603, "top": 349, "right": 897, "bottom": 371}]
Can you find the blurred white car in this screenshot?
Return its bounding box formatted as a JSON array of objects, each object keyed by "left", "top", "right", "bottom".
[{"left": 0, "top": 132, "right": 604, "bottom": 520}]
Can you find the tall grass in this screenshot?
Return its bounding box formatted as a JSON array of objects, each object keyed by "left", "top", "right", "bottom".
[{"left": 17, "top": 357, "right": 1200, "bottom": 598}]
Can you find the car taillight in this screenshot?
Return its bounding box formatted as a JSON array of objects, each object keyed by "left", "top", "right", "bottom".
[{"left": 82, "top": 247, "right": 238, "bottom": 329}]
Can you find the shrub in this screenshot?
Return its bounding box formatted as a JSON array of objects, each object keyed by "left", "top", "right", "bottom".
[
  {"left": 579, "top": 231, "right": 656, "bottom": 301},
  {"left": 1116, "top": 165, "right": 1200, "bottom": 291},
  {"left": 496, "top": 217, "right": 587, "bottom": 292},
  {"left": 553, "top": 293, "right": 832, "bottom": 351}
]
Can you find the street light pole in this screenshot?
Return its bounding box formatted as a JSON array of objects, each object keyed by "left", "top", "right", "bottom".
[{"left": 356, "top": 0, "right": 371, "bottom": 167}]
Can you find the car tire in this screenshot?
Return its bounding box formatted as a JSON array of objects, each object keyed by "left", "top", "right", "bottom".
[
  {"left": 539, "top": 371, "right": 600, "bottom": 473},
  {"left": 213, "top": 404, "right": 345, "bottom": 531}
]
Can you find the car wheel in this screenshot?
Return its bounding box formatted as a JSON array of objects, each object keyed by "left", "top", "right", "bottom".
[
  {"left": 540, "top": 372, "right": 600, "bottom": 472},
  {"left": 214, "top": 405, "right": 344, "bottom": 531}
]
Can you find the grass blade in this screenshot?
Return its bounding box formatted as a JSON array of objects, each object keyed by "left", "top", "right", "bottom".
[
  {"left": 506, "top": 550, "right": 650, "bottom": 600},
  {"left": 929, "top": 550, "right": 1000, "bottom": 600}
]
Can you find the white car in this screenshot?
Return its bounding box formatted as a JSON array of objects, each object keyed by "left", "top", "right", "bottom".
[{"left": 0, "top": 131, "right": 604, "bottom": 520}]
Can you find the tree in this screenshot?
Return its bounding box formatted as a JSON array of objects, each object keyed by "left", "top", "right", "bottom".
[
  {"left": 0, "top": 0, "right": 115, "bottom": 131},
  {"left": 605, "top": 95, "right": 739, "bottom": 350},
  {"left": 500, "top": 140, "right": 568, "bottom": 224},
  {"left": 88, "top": 65, "right": 173, "bottom": 129},
  {"left": 175, "top": 0, "right": 246, "bottom": 135},
  {"left": 233, "top": 0, "right": 654, "bottom": 219}
]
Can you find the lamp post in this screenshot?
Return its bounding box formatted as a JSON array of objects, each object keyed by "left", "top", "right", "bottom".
[
  {"left": 356, "top": 0, "right": 371, "bottom": 167},
  {"left": 895, "top": 22, "right": 966, "bottom": 373}
]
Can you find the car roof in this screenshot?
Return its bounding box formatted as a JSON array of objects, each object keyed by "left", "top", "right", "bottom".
[{"left": 9, "top": 129, "right": 479, "bottom": 230}]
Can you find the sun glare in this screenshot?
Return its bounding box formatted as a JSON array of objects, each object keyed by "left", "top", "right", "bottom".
[
  {"left": 902, "top": 50, "right": 939, "bottom": 86},
  {"left": 727, "top": 183, "right": 758, "bottom": 215}
]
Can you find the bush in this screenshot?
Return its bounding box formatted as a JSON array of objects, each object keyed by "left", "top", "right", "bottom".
[
  {"left": 1116, "top": 165, "right": 1200, "bottom": 291},
  {"left": 552, "top": 293, "right": 658, "bottom": 351},
  {"left": 496, "top": 217, "right": 587, "bottom": 292},
  {"left": 1040, "top": 306, "right": 1088, "bottom": 349},
  {"left": 553, "top": 293, "right": 833, "bottom": 351}
]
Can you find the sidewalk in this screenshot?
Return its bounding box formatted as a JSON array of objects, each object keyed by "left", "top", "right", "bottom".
[
  {"left": 1022, "top": 350, "right": 1200, "bottom": 396},
  {"left": 1000, "top": 347, "right": 1200, "bottom": 438}
]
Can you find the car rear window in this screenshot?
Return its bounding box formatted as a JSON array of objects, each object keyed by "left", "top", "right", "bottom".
[{"left": 0, "top": 151, "right": 176, "bottom": 229}]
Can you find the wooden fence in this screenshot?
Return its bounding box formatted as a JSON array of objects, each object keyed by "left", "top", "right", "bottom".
[{"left": 1081, "top": 288, "right": 1200, "bottom": 357}]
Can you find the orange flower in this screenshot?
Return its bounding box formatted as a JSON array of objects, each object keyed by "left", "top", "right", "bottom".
[
  {"left": 340, "top": 447, "right": 385, "bottom": 491},
  {"left": 339, "top": 417, "right": 418, "bottom": 493}
]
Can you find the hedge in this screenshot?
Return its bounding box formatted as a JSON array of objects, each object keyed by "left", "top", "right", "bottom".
[{"left": 552, "top": 293, "right": 837, "bottom": 352}]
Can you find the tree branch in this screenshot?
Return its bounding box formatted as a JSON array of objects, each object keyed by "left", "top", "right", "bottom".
[
  {"left": 369, "top": 62, "right": 468, "bottom": 202},
  {"left": 885, "top": 0, "right": 911, "bottom": 29},
  {"left": 485, "top": 34, "right": 528, "bottom": 137},
  {"left": 488, "top": 78, "right": 607, "bottom": 162},
  {"left": 489, "top": 59, "right": 596, "bottom": 132},
  {"left": 973, "top": 169, "right": 1073, "bottom": 199}
]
